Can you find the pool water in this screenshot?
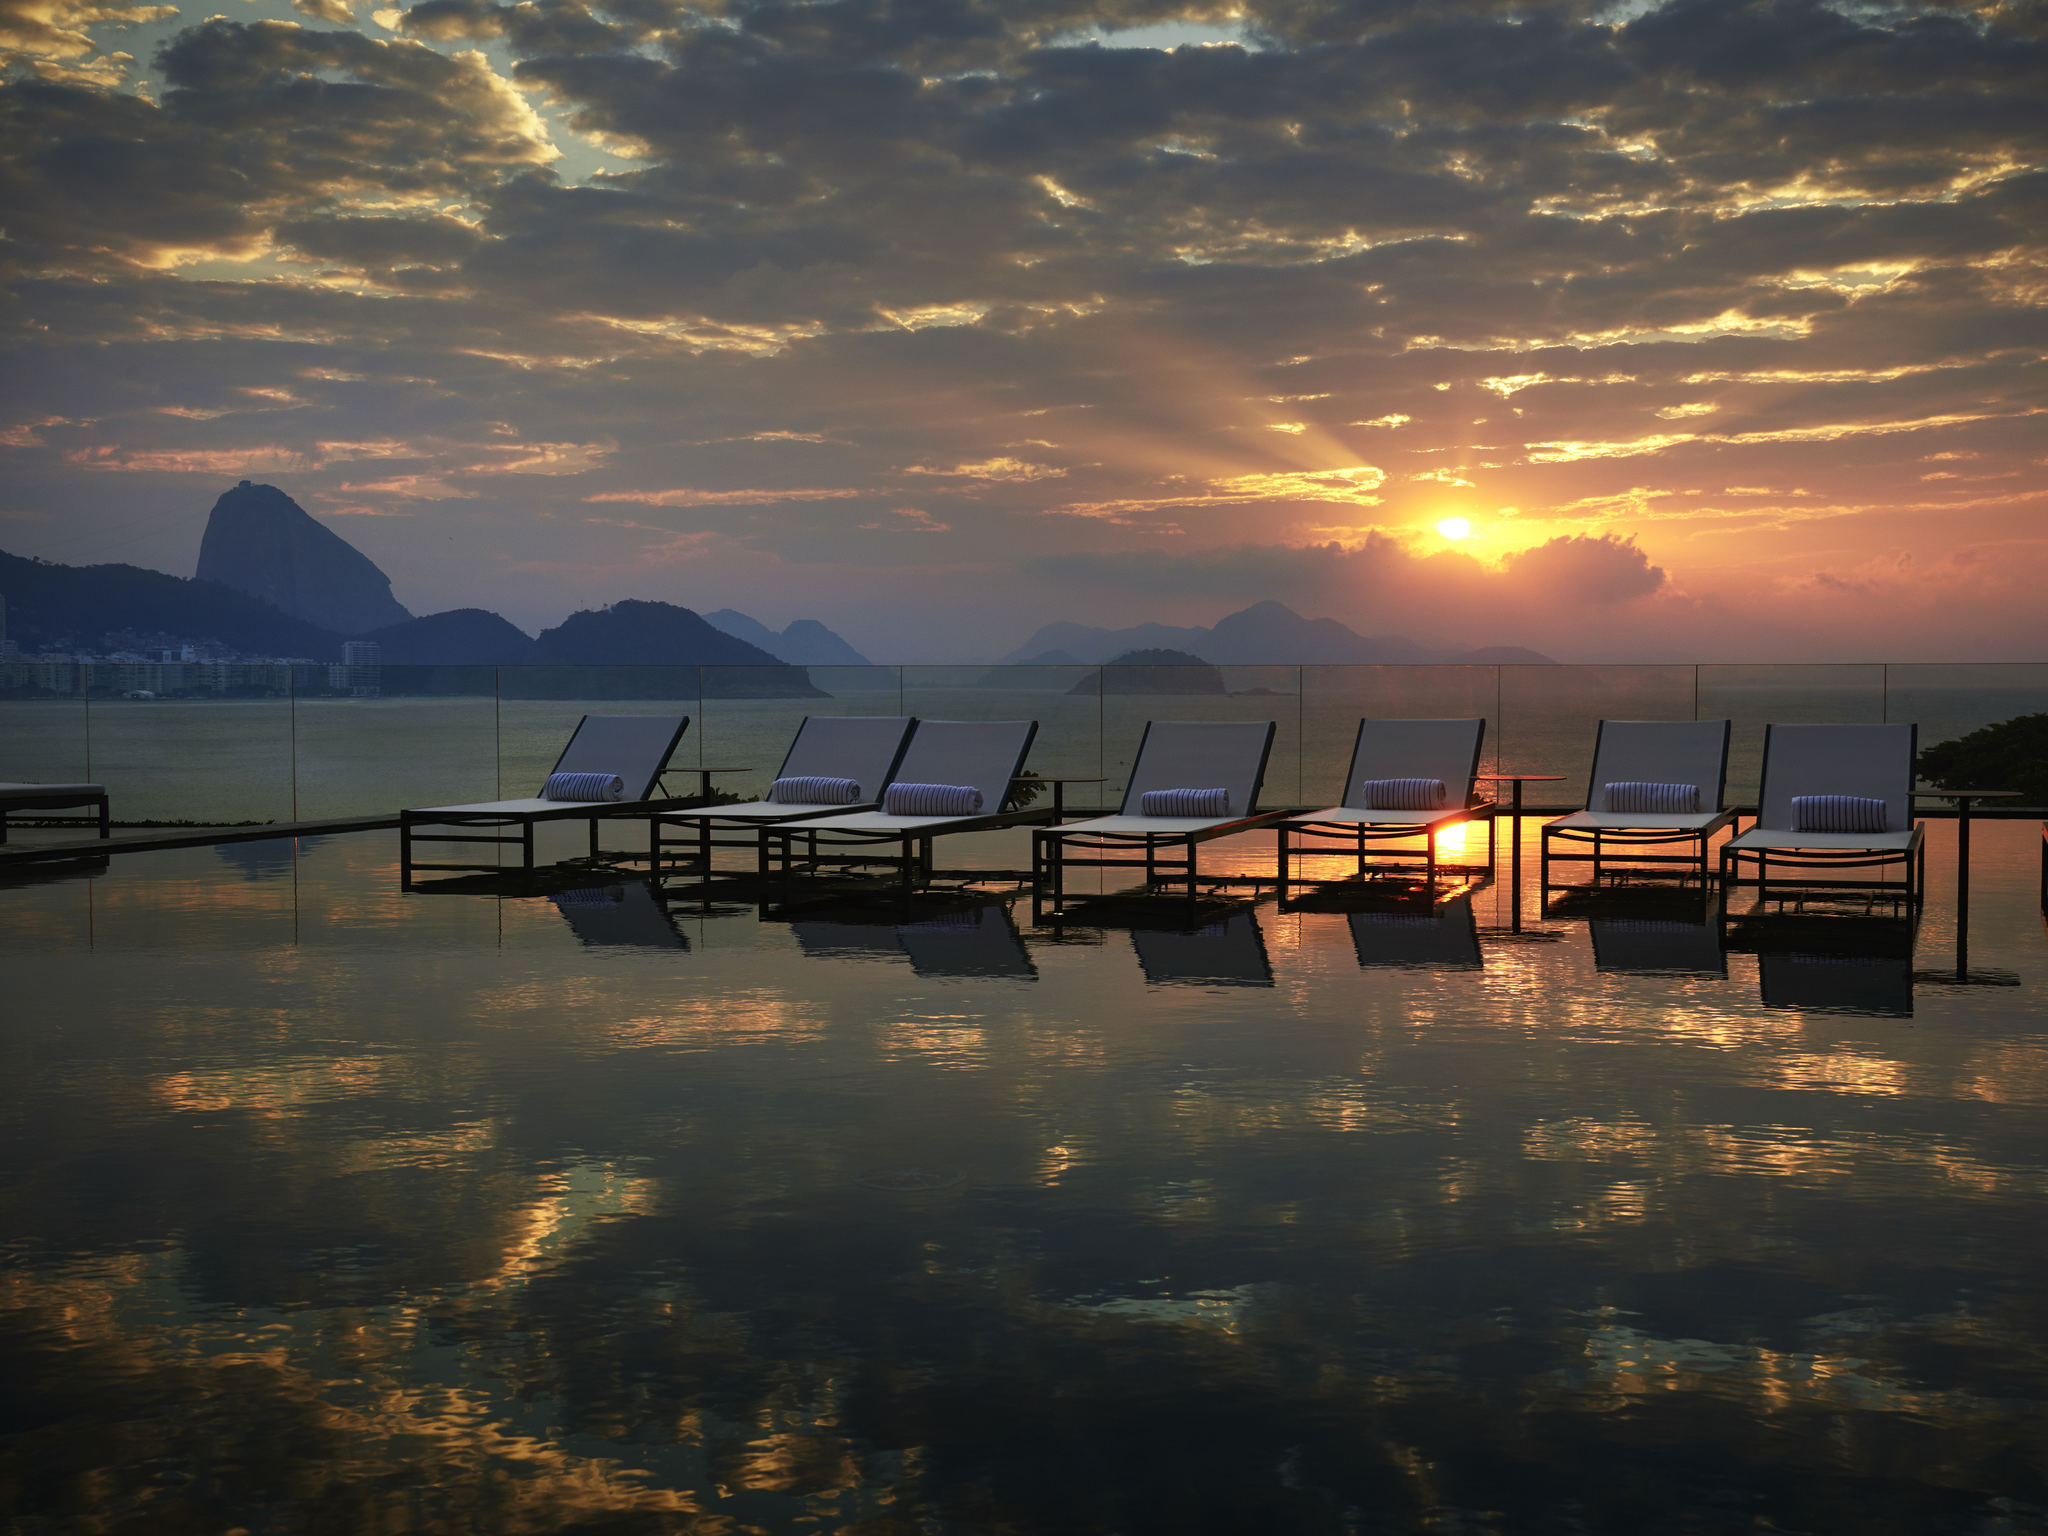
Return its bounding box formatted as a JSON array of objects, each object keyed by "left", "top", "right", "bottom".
[{"left": 2, "top": 822, "right": 2045, "bottom": 1534}]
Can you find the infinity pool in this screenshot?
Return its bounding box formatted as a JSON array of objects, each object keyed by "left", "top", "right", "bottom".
[{"left": 3, "top": 822, "right": 2044, "bottom": 1533}]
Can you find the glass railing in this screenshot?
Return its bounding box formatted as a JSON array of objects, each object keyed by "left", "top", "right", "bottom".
[{"left": 4, "top": 661, "right": 2045, "bottom": 824}]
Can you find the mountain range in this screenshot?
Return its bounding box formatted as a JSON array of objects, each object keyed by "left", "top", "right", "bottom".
[
  {"left": 1001, "top": 601, "right": 1556, "bottom": 666},
  {"left": 4, "top": 483, "right": 1559, "bottom": 671}
]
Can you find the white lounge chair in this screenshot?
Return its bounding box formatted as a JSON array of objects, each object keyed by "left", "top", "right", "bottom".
[
  {"left": 1718, "top": 723, "right": 1924, "bottom": 907},
  {"left": 1276, "top": 717, "right": 1493, "bottom": 892},
  {"left": 0, "top": 781, "right": 109, "bottom": 844},
  {"left": 763, "top": 719, "right": 1044, "bottom": 889},
  {"left": 400, "top": 714, "right": 690, "bottom": 884},
  {"left": 1542, "top": 719, "right": 1735, "bottom": 896},
  {"left": 1033, "top": 720, "right": 1282, "bottom": 916},
  {"left": 648, "top": 714, "right": 916, "bottom": 878}
]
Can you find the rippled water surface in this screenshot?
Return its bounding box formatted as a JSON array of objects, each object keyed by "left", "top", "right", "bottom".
[{"left": 3, "top": 823, "right": 2045, "bottom": 1534}]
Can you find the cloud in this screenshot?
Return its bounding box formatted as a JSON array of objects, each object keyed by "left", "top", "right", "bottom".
[
  {"left": 1499, "top": 533, "right": 1666, "bottom": 604},
  {"left": 2, "top": 0, "right": 2045, "bottom": 656}
]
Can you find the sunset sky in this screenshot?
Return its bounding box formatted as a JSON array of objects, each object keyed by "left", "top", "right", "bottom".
[{"left": 2, "top": 0, "right": 2043, "bottom": 660}]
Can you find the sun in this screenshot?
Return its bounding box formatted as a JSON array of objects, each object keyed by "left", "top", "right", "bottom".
[{"left": 1435, "top": 516, "right": 1472, "bottom": 540}]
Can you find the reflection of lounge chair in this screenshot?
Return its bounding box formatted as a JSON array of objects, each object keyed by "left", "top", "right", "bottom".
[
  {"left": 785, "top": 898, "right": 1037, "bottom": 978},
  {"left": 1719, "top": 724, "right": 1923, "bottom": 907},
  {"left": 765, "top": 720, "right": 1043, "bottom": 888},
  {"left": 1589, "top": 916, "right": 1726, "bottom": 976},
  {"left": 0, "top": 781, "right": 109, "bottom": 844},
  {"left": 1347, "top": 893, "right": 1483, "bottom": 970},
  {"left": 650, "top": 715, "right": 916, "bottom": 878},
  {"left": 1542, "top": 720, "right": 1734, "bottom": 896},
  {"left": 401, "top": 714, "right": 690, "bottom": 885},
  {"left": 897, "top": 903, "right": 1037, "bottom": 979},
  {"left": 1034, "top": 721, "right": 1282, "bottom": 916},
  {"left": 551, "top": 881, "right": 689, "bottom": 949},
  {"left": 1278, "top": 718, "right": 1492, "bottom": 891},
  {"left": 1130, "top": 907, "right": 1273, "bottom": 987},
  {"left": 1730, "top": 913, "right": 1916, "bottom": 1017}
]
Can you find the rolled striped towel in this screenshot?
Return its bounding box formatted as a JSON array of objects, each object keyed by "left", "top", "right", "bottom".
[
  {"left": 542, "top": 771, "right": 626, "bottom": 802},
  {"left": 1139, "top": 786, "right": 1230, "bottom": 818},
  {"left": 882, "top": 781, "right": 983, "bottom": 817},
  {"left": 1603, "top": 780, "right": 1700, "bottom": 814},
  {"left": 1792, "top": 794, "right": 1888, "bottom": 833},
  {"left": 767, "top": 775, "right": 862, "bottom": 805},
  {"left": 1360, "top": 777, "right": 1447, "bottom": 811}
]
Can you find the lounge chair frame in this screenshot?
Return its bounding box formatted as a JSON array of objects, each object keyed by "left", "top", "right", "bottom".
[
  {"left": 401, "top": 714, "right": 691, "bottom": 886},
  {"left": 1033, "top": 721, "right": 1284, "bottom": 918},
  {"left": 0, "top": 782, "right": 110, "bottom": 845},
  {"left": 1542, "top": 720, "right": 1736, "bottom": 898},
  {"left": 648, "top": 715, "right": 917, "bottom": 881},
  {"left": 1276, "top": 718, "right": 1495, "bottom": 894},
  {"left": 1717, "top": 723, "right": 1925, "bottom": 910},
  {"left": 762, "top": 721, "right": 1050, "bottom": 892}
]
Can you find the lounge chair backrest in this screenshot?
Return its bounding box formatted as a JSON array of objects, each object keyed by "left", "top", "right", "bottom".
[
  {"left": 1342, "top": 718, "right": 1486, "bottom": 808},
  {"left": 1119, "top": 720, "right": 1276, "bottom": 816},
  {"left": 1586, "top": 719, "right": 1731, "bottom": 811},
  {"left": 888, "top": 719, "right": 1038, "bottom": 812},
  {"left": 776, "top": 715, "right": 917, "bottom": 799},
  {"left": 1756, "top": 723, "right": 1917, "bottom": 831},
  {"left": 547, "top": 715, "right": 690, "bottom": 800}
]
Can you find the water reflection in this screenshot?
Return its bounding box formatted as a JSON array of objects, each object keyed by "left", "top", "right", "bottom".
[
  {"left": 1, "top": 826, "right": 2045, "bottom": 1532},
  {"left": 1129, "top": 906, "right": 1273, "bottom": 987},
  {"left": 775, "top": 893, "right": 1038, "bottom": 979},
  {"left": 213, "top": 833, "right": 327, "bottom": 880},
  {"left": 550, "top": 880, "right": 690, "bottom": 949},
  {"left": 1346, "top": 891, "right": 1483, "bottom": 971},
  {"left": 1727, "top": 910, "right": 1918, "bottom": 1017}
]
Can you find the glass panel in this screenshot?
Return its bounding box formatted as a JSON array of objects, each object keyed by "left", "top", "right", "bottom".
[
  {"left": 1697, "top": 665, "right": 1885, "bottom": 808},
  {"left": 698, "top": 665, "right": 904, "bottom": 804},
  {"left": 80, "top": 661, "right": 295, "bottom": 825},
  {"left": 497, "top": 666, "right": 703, "bottom": 798},
  {"left": 1498, "top": 665, "right": 1697, "bottom": 806},
  {"left": 1300, "top": 665, "right": 1500, "bottom": 807},
  {"left": 1885, "top": 662, "right": 2048, "bottom": 754},
  {"left": 1097, "top": 662, "right": 1302, "bottom": 810},
  {"left": 288, "top": 663, "right": 499, "bottom": 820},
  {"left": 0, "top": 660, "right": 91, "bottom": 814},
  {"left": 901, "top": 663, "right": 1104, "bottom": 812}
]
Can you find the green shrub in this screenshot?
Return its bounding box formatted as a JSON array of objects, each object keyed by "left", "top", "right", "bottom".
[{"left": 1917, "top": 714, "right": 2048, "bottom": 807}]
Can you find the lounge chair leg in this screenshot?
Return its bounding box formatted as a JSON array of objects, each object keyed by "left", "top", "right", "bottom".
[
  {"left": 522, "top": 820, "right": 535, "bottom": 872},
  {"left": 1186, "top": 839, "right": 1199, "bottom": 909},
  {"left": 699, "top": 822, "right": 710, "bottom": 874},
  {"left": 589, "top": 817, "right": 600, "bottom": 860},
  {"left": 97, "top": 797, "right": 110, "bottom": 839},
  {"left": 1592, "top": 830, "right": 1602, "bottom": 886},
  {"left": 400, "top": 816, "right": 413, "bottom": 889},
  {"left": 1145, "top": 835, "right": 1156, "bottom": 888},
  {"left": 1277, "top": 828, "right": 1290, "bottom": 898}
]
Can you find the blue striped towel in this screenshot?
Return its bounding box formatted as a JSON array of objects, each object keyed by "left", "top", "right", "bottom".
[
  {"left": 1139, "top": 786, "right": 1230, "bottom": 818},
  {"left": 542, "top": 771, "right": 625, "bottom": 802},
  {"left": 1604, "top": 780, "right": 1700, "bottom": 814},
  {"left": 1792, "top": 794, "right": 1888, "bottom": 833},
  {"left": 1360, "top": 777, "right": 1447, "bottom": 811},
  {"left": 883, "top": 782, "right": 983, "bottom": 817},
  {"left": 768, "top": 775, "right": 862, "bottom": 805}
]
